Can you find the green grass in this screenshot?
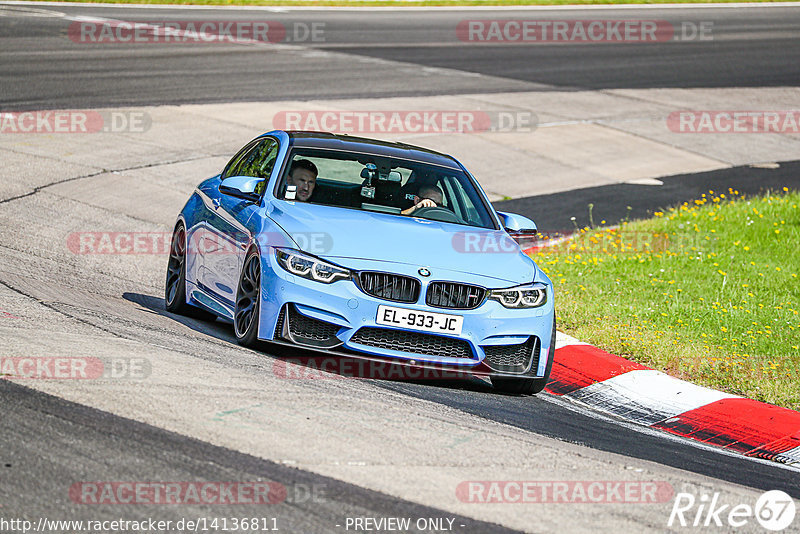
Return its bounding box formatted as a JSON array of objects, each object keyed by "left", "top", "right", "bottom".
[
  {"left": 535, "top": 188, "right": 800, "bottom": 410},
  {"left": 24, "top": 0, "right": 800, "bottom": 6}
]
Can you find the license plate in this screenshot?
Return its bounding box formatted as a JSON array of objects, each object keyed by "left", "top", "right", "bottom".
[{"left": 376, "top": 305, "right": 463, "bottom": 335}]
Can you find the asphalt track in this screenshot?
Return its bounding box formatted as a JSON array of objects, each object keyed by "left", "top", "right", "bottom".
[
  {"left": 104, "top": 289, "right": 800, "bottom": 498},
  {"left": 1, "top": 4, "right": 800, "bottom": 108},
  {"left": 0, "top": 379, "right": 517, "bottom": 533},
  {"left": 371, "top": 381, "right": 800, "bottom": 499},
  {"left": 1, "top": 3, "right": 800, "bottom": 532}
]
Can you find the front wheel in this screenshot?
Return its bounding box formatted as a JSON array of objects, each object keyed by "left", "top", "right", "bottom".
[
  {"left": 491, "top": 318, "right": 556, "bottom": 395},
  {"left": 234, "top": 249, "right": 261, "bottom": 347}
]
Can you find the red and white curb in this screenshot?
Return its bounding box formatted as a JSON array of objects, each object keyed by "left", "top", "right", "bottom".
[{"left": 546, "top": 332, "right": 800, "bottom": 467}]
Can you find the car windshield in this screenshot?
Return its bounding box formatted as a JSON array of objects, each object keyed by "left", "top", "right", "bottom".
[{"left": 277, "top": 147, "right": 496, "bottom": 229}]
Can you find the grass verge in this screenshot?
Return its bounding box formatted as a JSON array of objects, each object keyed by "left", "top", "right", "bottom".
[{"left": 535, "top": 188, "right": 800, "bottom": 411}]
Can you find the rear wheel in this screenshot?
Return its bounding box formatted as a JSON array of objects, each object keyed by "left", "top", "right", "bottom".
[
  {"left": 234, "top": 249, "right": 261, "bottom": 347},
  {"left": 165, "top": 223, "right": 215, "bottom": 320},
  {"left": 491, "top": 318, "right": 556, "bottom": 395}
]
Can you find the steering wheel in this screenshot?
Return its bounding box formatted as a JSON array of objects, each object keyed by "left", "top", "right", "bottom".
[{"left": 411, "top": 206, "right": 464, "bottom": 224}]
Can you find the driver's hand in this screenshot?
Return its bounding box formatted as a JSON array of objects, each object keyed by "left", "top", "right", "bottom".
[{"left": 401, "top": 197, "right": 437, "bottom": 215}]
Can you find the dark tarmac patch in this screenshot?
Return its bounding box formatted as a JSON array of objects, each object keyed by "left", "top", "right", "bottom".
[{"left": 494, "top": 160, "right": 800, "bottom": 234}]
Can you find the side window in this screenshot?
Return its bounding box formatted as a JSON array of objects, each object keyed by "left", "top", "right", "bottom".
[
  {"left": 439, "top": 177, "right": 457, "bottom": 210},
  {"left": 443, "top": 174, "right": 482, "bottom": 226},
  {"left": 222, "top": 140, "right": 258, "bottom": 180},
  {"left": 222, "top": 138, "right": 279, "bottom": 180}
]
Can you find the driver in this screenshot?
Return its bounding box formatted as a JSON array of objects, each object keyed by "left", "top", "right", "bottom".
[
  {"left": 285, "top": 159, "right": 318, "bottom": 202},
  {"left": 402, "top": 185, "right": 444, "bottom": 215}
]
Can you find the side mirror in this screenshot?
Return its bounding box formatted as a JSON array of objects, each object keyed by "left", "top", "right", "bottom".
[
  {"left": 219, "top": 175, "right": 262, "bottom": 202},
  {"left": 497, "top": 211, "right": 538, "bottom": 250},
  {"left": 497, "top": 211, "right": 537, "bottom": 234}
]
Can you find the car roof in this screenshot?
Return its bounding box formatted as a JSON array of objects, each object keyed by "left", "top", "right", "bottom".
[{"left": 284, "top": 130, "right": 461, "bottom": 170}]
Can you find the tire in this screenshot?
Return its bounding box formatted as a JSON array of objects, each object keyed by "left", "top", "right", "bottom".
[
  {"left": 165, "top": 223, "right": 215, "bottom": 320},
  {"left": 491, "top": 318, "right": 556, "bottom": 395},
  {"left": 234, "top": 249, "right": 261, "bottom": 347}
]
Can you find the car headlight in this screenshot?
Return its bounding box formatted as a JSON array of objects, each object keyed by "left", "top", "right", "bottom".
[
  {"left": 275, "top": 248, "right": 351, "bottom": 284},
  {"left": 489, "top": 282, "right": 548, "bottom": 308}
]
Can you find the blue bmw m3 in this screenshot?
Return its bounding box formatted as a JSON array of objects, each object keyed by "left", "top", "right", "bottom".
[{"left": 166, "top": 130, "right": 555, "bottom": 393}]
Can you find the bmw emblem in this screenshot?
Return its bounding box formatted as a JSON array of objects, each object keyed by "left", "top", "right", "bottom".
[{"left": 418, "top": 268, "right": 431, "bottom": 277}]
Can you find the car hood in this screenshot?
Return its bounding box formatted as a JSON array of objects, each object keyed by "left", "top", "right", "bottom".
[{"left": 267, "top": 201, "right": 535, "bottom": 285}]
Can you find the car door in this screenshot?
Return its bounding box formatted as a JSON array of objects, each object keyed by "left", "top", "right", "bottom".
[{"left": 199, "top": 137, "right": 279, "bottom": 311}]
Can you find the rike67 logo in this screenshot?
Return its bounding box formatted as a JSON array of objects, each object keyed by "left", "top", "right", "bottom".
[{"left": 669, "top": 490, "right": 795, "bottom": 531}]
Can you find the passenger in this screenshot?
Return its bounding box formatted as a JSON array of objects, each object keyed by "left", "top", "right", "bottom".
[
  {"left": 286, "top": 159, "right": 318, "bottom": 202},
  {"left": 402, "top": 185, "right": 444, "bottom": 215}
]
